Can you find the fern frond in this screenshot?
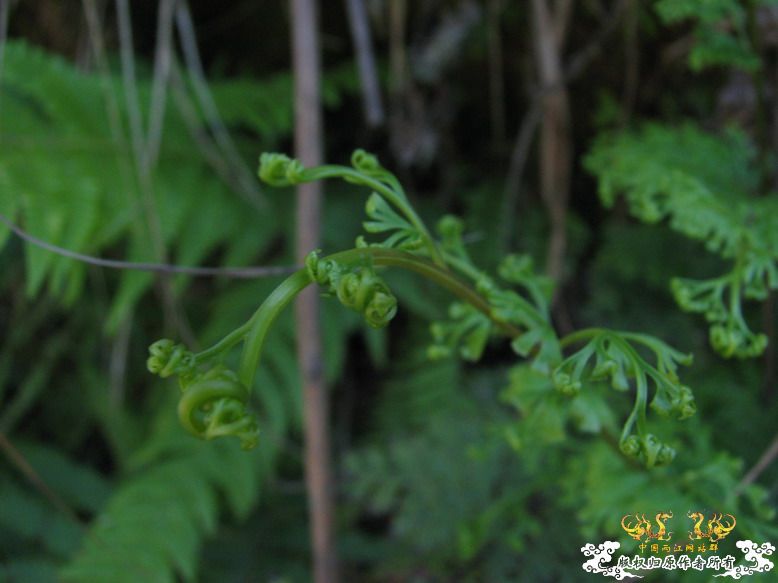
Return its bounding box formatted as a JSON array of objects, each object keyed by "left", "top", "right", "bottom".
[
  {"left": 586, "top": 123, "right": 778, "bottom": 358},
  {"left": 60, "top": 400, "right": 266, "bottom": 583},
  {"left": 0, "top": 41, "right": 360, "bottom": 332}
]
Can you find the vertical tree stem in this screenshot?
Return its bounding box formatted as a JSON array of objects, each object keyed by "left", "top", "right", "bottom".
[
  {"left": 531, "top": 0, "right": 572, "bottom": 286},
  {"left": 290, "top": 0, "right": 338, "bottom": 581},
  {"left": 344, "top": 0, "right": 385, "bottom": 127}
]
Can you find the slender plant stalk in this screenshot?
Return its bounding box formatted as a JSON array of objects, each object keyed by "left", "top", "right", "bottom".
[
  {"left": 531, "top": 0, "right": 572, "bottom": 284},
  {"left": 290, "top": 0, "right": 338, "bottom": 580},
  {"left": 344, "top": 0, "right": 384, "bottom": 127}
]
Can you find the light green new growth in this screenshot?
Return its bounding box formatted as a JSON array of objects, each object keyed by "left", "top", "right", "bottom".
[
  {"left": 585, "top": 123, "right": 778, "bottom": 359},
  {"left": 148, "top": 149, "right": 699, "bottom": 468}
]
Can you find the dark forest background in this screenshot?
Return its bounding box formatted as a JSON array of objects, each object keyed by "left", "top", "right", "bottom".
[{"left": 1, "top": 1, "right": 778, "bottom": 582}]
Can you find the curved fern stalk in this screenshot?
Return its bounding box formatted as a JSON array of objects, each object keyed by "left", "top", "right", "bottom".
[
  {"left": 554, "top": 328, "right": 695, "bottom": 467},
  {"left": 147, "top": 245, "right": 523, "bottom": 449},
  {"left": 259, "top": 149, "right": 445, "bottom": 265},
  {"left": 148, "top": 149, "right": 697, "bottom": 469},
  {"left": 671, "top": 248, "right": 770, "bottom": 359}
]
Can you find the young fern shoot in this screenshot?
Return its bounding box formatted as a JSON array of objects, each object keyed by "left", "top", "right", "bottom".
[{"left": 147, "top": 150, "right": 697, "bottom": 468}]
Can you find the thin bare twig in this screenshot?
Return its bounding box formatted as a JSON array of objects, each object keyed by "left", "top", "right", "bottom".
[
  {"left": 175, "top": 0, "right": 264, "bottom": 208},
  {"left": 499, "top": 101, "right": 542, "bottom": 252},
  {"left": 0, "top": 331, "right": 68, "bottom": 434},
  {"left": 169, "top": 60, "right": 258, "bottom": 199},
  {"left": 0, "top": 431, "right": 82, "bottom": 525},
  {"left": 553, "top": 0, "right": 574, "bottom": 49},
  {"left": 116, "top": 0, "right": 196, "bottom": 345},
  {"left": 145, "top": 0, "right": 178, "bottom": 171},
  {"left": 344, "top": 0, "right": 385, "bottom": 127},
  {"left": 500, "top": 0, "right": 627, "bottom": 255},
  {"left": 532, "top": 0, "right": 571, "bottom": 285},
  {"left": 115, "top": 0, "right": 147, "bottom": 170},
  {"left": 0, "top": 212, "right": 295, "bottom": 278},
  {"left": 109, "top": 316, "right": 133, "bottom": 406},
  {"left": 735, "top": 432, "right": 778, "bottom": 496},
  {"left": 81, "top": 0, "right": 135, "bottom": 183}
]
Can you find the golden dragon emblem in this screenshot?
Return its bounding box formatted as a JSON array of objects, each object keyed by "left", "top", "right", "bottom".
[
  {"left": 688, "top": 511, "right": 736, "bottom": 542},
  {"left": 621, "top": 512, "right": 673, "bottom": 542}
]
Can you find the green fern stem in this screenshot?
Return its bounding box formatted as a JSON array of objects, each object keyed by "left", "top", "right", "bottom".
[
  {"left": 726, "top": 248, "right": 747, "bottom": 354},
  {"left": 309, "top": 166, "right": 442, "bottom": 263},
  {"left": 259, "top": 152, "right": 445, "bottom": 266},
  {"left": 238, "top": 269, "right": 313, "bottom": 387},
  {"left": 557, "top": 327, "right": 685, "bottom": 467},
  {"left": 616, "top": 339, "right": 649, "bottom": 441},
  {"left": 194, "top": 247, "right": 523, "bottom": 391},
  {"left": 151, "top": 246, "right": 526, "bottom": 446}
]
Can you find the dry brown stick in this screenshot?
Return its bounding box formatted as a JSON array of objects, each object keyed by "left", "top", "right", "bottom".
[
  {"left": 115, "top": 0, "right": 196, "bottom": 346},
  {"left": 175, "top": 0, "right": 265, "bottom": 208},
  {"left": 0, "top": 431, "right": 82, "bottom": 525},
  {"left": 344, "top": 0, "right": 385, "bottom": 127},
  {"left": 735, "top": 432, "right": 778, "bottom": 496},
  {"left": 500, "top": 2, "right": 626, "bottom": 255},
  {"left": 115, "top": 0, "right": 148, "bottom": 174},
  {"left": 290, "top": 0, "right": 337, "bottom": 582},
  {"left": 145, "top": 0, "right": 178, "bottom": 171},
  {"left": 531, "top": 0, "right": 571, "bottom": 285},
  {"left": 81, "top": 0, "right": 135, "bottom": 185},
  {"left": 168, "top": 60, "right": 260, "bottom": 200},
  {"left": 499, "top": 100, "right": 542, "bottom": 252},
  {"left": 552, "top": 0, "right": 574, "bottom": 50}
]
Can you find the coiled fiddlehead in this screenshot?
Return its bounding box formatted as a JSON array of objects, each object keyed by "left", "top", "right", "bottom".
[
  {"left": 147, "top": 148, "right": 702, "bottom": 471},
  {"left": 147, "top": 340, "right": 259, "bottom": 450},
  {"left": 257, "top": 152, "right": 306, "bottom": 186},
  {"left": 553, "top": 329, "right": 694, "bottom": 468},
  {"left": 177, "top": 366, "right": 258, "bottom": 450},
  {"left": 585, "top": 123, "right": 778, "bottom": 360},
  {"left": 671, "top": 260, "right": 770, "bottom": 359},
  {"left": 147, "top": 339, "right": 196, "bottom": 381},
  {"left": 306, "top": 250, "right": 398, "bottom": 328},
  {"left": 258, "top": 150, "right": 444, "bottom": 264},
  {"left": 620, "top": 433, "right": 676, "bottom": 468},
  {"left": 428, "top": 302, "right": 492, "bottom": 362}
]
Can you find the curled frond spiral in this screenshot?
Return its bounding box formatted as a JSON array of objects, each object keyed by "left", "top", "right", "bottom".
[
  {"left": 258, "top": 153, "right": 306, "bottom": 186},
  {"left": 553, "top": 329, "right": 694, "bottom": 467},
  {"left": 147, "top": 339, "right": 196, "bottom": 380},
  {"left": 177, "top": 366, "right": 259, "bottom": 450},
  {"left": 148, "top": 341, "right": 260, "bottom": 450},
  {"left": 306, "top": 250, "right": 398, "bottom": 328}
]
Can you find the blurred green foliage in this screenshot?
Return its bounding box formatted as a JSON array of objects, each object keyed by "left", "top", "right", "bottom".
[{"left": 1, "top": 1, "right": 778, "bottom": 582}]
